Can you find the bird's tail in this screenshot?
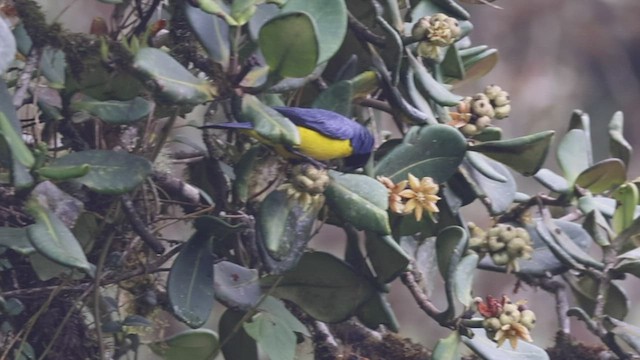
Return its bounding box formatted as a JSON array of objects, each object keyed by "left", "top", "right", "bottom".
[{"left": 199, "top": 122, "right": 254, "bottom": 130}]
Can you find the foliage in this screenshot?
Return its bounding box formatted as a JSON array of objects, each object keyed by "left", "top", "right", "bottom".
[{"left": 0, "top": 0, "right": 637, "bottom": 359}]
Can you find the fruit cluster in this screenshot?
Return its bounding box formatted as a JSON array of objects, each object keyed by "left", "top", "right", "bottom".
[
  {"left": 412, "top": 14, "right": 461, "bottom": 59},
  {"left": 476, "top": 295, "right": 536, "bottom": 349},
  {"left": 468, "top": 223, "right": 534, "bottom": 273},
  {"left": 450, "top": 85, "right": 512, "bottom": 136}
]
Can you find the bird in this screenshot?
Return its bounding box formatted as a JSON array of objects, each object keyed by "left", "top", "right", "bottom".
[{"left": 201, "top": 106, "right": 374, "bottom": 168}]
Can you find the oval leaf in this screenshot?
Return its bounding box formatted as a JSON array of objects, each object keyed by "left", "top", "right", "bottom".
[
  {"left": 167, "top": 229, "right": 215, "bottom": 328},
  {"left": 184, "top": 2, "right": 230, "bottom": 69},
  {"left": 608, "top": 111, "right": 631, "bottom": 167},
  {"left": 0, "top": 112, "right": 35, "bottom": 168},
  {"left": 49, "top": 150, "right": 152, "bottom": 194},
  {"left": 259, "top": 189, "right": 323, "bottom": 265},
  {"left": 468, "top": 131, "right": 555, "bottom": 176},
  {"left": 26, "top": 200, "right": 91, "bottom": 272},
  {"left": 214, "top": 261, "right": 262, "bottom": 310},
  {"left": 220, "top": 309, "right": 258, "bottom": 360},
  {"left": 408, "top": 52, "right": 462, "bottom": 106},
  {"left": 133, "top": 48, "right": 216, "bottom": 105},
  {"left": 0, "top": 18, "right": 16, "bottom": 74},
  {"left": 324, "top": 171, "right": 390, "bottom": 234},
  {"left": 70, "top": 97, "right": 152, "bottom": 124},
  {"left": 433, "top": 331, "right": 461, "bottom": 360},
  {"left": 557, "top": 129, "right": 590, "bottom": 184},
  {"left": 356, "top": 292, "right": 400, "bottom": 332},
  {"left": 464, "top": 155, "right": 516, "bottom": 215},
  {"left": 575, "top": 158, "right": 626, "bottom": 194},
  {"left": 453, "top": 253, "right": 478, "bottom": 307},
  {"left": 262, "top": 252, "right": 375, "bottom": 322},
  {"left": 564, "top": 272, "right": 628, "bottom": 320},
  {"left": 149, "top": 329, "right": 219, "bottom": 360},
  {"left": 533, "top": 168, "right": 569, "bottom": 194},
  {"left": 375, "top": 124, "right": 467, "bottom": 183},
  {"left": 0, "top": 227, "right": 34, "bottom": 255},
  {"left": 613, "top": 183, "right": 639, "bottom": 234},
  {"left": 280, "top": 0, "right": 347, "bottom": 64},
  {"left": 365, "top": 232, "right": 411, "bottom": 284},
  {"left": 259, "top": 12, "right": 319, "bottom": 78}
]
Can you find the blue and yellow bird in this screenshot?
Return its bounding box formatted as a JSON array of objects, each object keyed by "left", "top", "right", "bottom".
[{"left": 202, "top": 106, "right": 374, "bottom": 168}]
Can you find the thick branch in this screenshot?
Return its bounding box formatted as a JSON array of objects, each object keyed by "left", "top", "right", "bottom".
[{"left": 121, "top": 194, "right": 165, "bottom": 254}]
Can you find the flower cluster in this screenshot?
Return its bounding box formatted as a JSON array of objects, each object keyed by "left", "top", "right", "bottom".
[
  {"left": 412, "top": 14, "right": 461, "bottom": 60},
  {"left": 449, "top": 85, "right": 512, "bottom": 137},
  {"left": 475, "top": 295, "right": 536, "bottom": 349},
  {"left": 279, "top": 164, "right": 330, "bottom": 208},
  {"left": 467, "top": 223, "right": 533, "bottom": 273},
  {"left": 378, "top": 174, "right": 440, "bottom": 221}
]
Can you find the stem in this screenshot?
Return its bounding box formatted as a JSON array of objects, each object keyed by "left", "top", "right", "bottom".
[{"left": 12, "top": 48, "right": 42, "bottom": 108}]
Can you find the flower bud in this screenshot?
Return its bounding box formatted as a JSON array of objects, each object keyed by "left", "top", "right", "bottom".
[
  {"left": 412, "top": 17, "right": 431, "bottom": 40},
  {"left": 460, "top": 124, "right": 479, "bottom": 137},
  {"left": 491, "top": 251, "right": 510, "bottom": 266},
  {"left": 472, "top": 99, "right": 495, "bottom": 118},
  {"left": 494, "top": 104, "right": 511, "bottom": 119},
  {"left": 475, "top": 116, "right": 492, "bottom": 130},
  {"left": 483, "top": 317, "right": 502, "bottom": 331},
  {"left": 484, "top": 85, "right": 502, "bottom": 100},
  {"left": 488, "top": 236, "right": 505, "bottom": 252},
  {"left": 497, "top": 224, "right": 516, "bottom": 242},
  {"left": 520, "top": 310, "right": 536, "bottom": 330},
  {"left": 493, "top": 91, "right": 511, "bottom": 107},
  {"left": 506, "top": 237, "right": 528, "bottom": 257}
]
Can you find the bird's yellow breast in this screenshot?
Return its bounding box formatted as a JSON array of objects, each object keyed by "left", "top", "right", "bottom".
[
  {"left": 243, "top": 126, "right": 353, "bottom": 161},
  {"left": 294, "top": 126, "right": 353, "bottom": 160}
]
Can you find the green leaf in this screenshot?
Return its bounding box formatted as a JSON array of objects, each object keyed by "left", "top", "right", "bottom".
[
  {"left": 540, "top": 217, "right": 604, "bottom": 270},
  {"left": 568, "top": 110, "right": 592, "bottom": 164},
  {"left": 259, "top": 12, "right": 319, "bottom": 78},
  {"left": 0, "top": 112, "right": 35, "bottom": 169},
  {"left": 70, "top": 97, "right": 152, "bottom": 124},
  {"left": 464, "top": 155, "right": 516, "bottom": 215},
  {"left": 313, "top": 80, "right": 352, "bottom": 116},
  {"left": 167, "top": 229, "right": 214, "bottom": 328},
  {"left": 608, "top": 111, "right": 631, "bottom": 167},
  {"left": 280, "top": 0, "right": 347, "bottom": 64},
  {"left": 262, "top": 252, "right": 375, "bottom": 322},
  {"left": 244, "top": 312, "right": 295, "bottom": 360},
  {"left": 37, "top": 164, "right": 90, "bottom": 181},
  {"left": 195, "top": 0, "right": 238, "bottom": 25},
  {"left": 356, "top": 292, "right": 399, "bottom": 332},
  {"left": 437, "top": 226, "right": 468, "bottom": 318},
  {"left": 564, "top": 272, "right": 628, "bottom": 320},
  {"left": 149, "top": 329, "right": 219, "bottom": 360},
  {"left": 453, "top": 253, "right": 478, "bottom": 307},
  {"left": 248, "top": 3, "right": 280, "bottom": 40},
  {"left": 433, "top": 331, "right": 461, "bottom": 360},
  {"left": 0, "top": 18, "right": 16, "bottom": 74},
  {"left": 231, "top": 0, "right": 258, "bottom": 25},
  {"left": 466, "top": 152, "right": 507, "bottom": 183},
  {"left": 400, "top": 236, "right": 438, "bottom": 297},
  {"left": 214, "top": 261, "right": 261, "bottom": 310},
  {"left": 462, "top": 329, "right": 550, "bottom": 360},
  {"left": 324, "top": 171, "right": 390, "bottom": 234},
  {"left": 39, "top": 47, "right": 66, "bottom": 89},
  {"left": 0, "top": 227, "right": 35, "bottom": 255},
  {"left": 582, "top": 209, "right": 613, "bottom": 247},
  {"left": 533, "top": 168, "right": 569, "bottom": 194},
  {"left": 441, "top": 45, "right": 465, "bottom": 81},
  {"left": 557, "top": 129, "right": 590, "bottom": 184},
  {"left": 408, "top": 52, "right": 462, "bottom": 106},
  {"left": 219, "top": 309, "right": 258, "bottom": 360},
  {"left": 468, "top": 131, "right": 555, "bottom": 176},
  {"left": 133, "top": 48, "right": 216, "bottom": 105},
  {"left": 375, "top": 124, "right": 467, "bottom": 183},
  {"left": 613, "top": 183, "right": 639, "bottom": 233},
  {"left": 604, "top": 316, "right": 640, "bottom": 355},
  {"left": 29, "top": 252, "right": 75, "bottom": 281},
  {"left": 259, "top": 189, "right": 323, "bottom": 267},
  {"left": 185, "top": 2, "right": 230, "bottom": 69},
  {"left": 365, "top": 232, "right": 411, "bottom": 284},
  {"left": 244, "top": 297, "right": 310, "bottom": 360},
  {"left": 241, "top": 94, "right": 300, "bottom": 147},
  {"left": 49, "top": 150, "right": 152, "bottom": 194},
  {"left": 26, "top": 200, "right": 91, "bottom": 272},
  {"left": 460, "top": 48, "right": 498, "bottom": 84},
  {"left": 575, "top": 159, "right": 626, "bottom": 194}
]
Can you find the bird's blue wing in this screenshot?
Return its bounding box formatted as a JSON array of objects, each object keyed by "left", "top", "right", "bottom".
[{"left": 272, "top": 106, "right": 358, "bottom": 140}]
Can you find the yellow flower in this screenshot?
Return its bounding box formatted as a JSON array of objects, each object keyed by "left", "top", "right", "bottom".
[
  {"left": 399, "top": 174, "right": 441, "bottom": 221},
  {"left": 494, "top": 322, "right": 533, "bottom": 349},
  {"left": 378, "top": 176, "right": 408, "bottom": 214}
]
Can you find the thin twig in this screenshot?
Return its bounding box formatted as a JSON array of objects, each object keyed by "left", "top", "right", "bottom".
[
  {"left": 121, "top": 194, "right": 165, "bottom": 254},
  {"left": 400, "top": 265, "right": 446, "bottom": 324},
  {"left": 521, "top": 275, "right": 570, "bottom": 334}
]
